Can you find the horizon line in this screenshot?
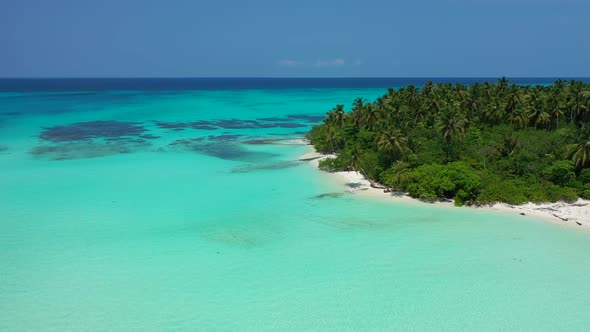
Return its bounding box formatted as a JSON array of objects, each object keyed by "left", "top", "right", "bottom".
[{"left": 2, "top": 76, "right": 590, "bottom": 80}]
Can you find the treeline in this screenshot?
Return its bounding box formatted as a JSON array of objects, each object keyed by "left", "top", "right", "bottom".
[{"left": 307, "top": 79, "right": 590, "bottom": 206}]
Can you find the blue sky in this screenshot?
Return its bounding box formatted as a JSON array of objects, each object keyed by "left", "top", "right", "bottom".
[{"left": 1, "top": 0, "right": 589, "bottom": 77}]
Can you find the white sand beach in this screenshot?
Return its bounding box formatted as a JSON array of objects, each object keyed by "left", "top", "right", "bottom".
[{"left": 299, "top": 146, "right": 590, "bottom": 231}]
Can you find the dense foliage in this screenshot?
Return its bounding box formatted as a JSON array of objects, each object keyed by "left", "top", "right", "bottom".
[{"left": 307, "top": 79, "right": 590, "bottom": 206}]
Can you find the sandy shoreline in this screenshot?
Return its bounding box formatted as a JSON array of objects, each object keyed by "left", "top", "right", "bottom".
[{"left": 298, "top": 145, "right": 590, "bottom": 232}]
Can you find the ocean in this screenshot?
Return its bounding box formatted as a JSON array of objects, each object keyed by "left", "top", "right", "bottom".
[{"left": 1, "top": 78, "right": 590, "bottom": 331}]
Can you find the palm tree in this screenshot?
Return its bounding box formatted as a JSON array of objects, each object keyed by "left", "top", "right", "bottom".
[
  {"left": 440, "top": 110, "right": 466, "bottom": 161},
  {"left": 324, "top": 124, "right": 342, "bottom": 154},
  {"left": 413, "top": 105, "right": 428, "bottom": 125},
  {"left": 548, "top": 99, "right": 564, "bottom": 129},
  {"left": 500, "top": 134, "right": 521, "bottom": 157},
  {"left": 496, "top": 77, "right": 509, "bottom": 96},
  {"left": 363, "top": 103, "right": 380, "bottom": 131},
  {"left": 505, "top": 87, "right": 521, "bottom": 116},
  {"left": 352, "top": 98, "right": 364, "bottom": 114},
  {"left": 565, "top": 139, "right": 590, "bottom": 170},
  {"left": 332, "top": 104, "right": 346, "bottom": 128},
  {"left": 347, "top": 144, "right": 369, "bottom": 182},
  {"left": 423, "top": 97, "right": 445, "bottom": 126},
  {"left": 422, "top": 81, "right": 434, "bottom": 97},
  {"left": 405, "top": 85, "right": 419, "bottom": 108},
  {"left": 389, "top": 161, "right": 410, "bottom": 190},
  {"left": 378, "top": 129, "right": 408, "bottom": 156},
  {"left": 441, "top": 111, "right": 466, "bottom": 145},
  {"left": 482, "top": 97, "right": 505, "bottom": 124},
  {"left": 509, "top": 107, "right": 529, "bottom": 129},
  {"left": 463, "top": 92, "right": 480, "bottom": 121},
  {"left": 382, "top": 97, "right": 398, "bottom": 122},
  {"left": 553, "top": 79, "right": 566, "bottom": 96},
  {"left": 456, "top": 89, "right": 471, "bottom": 112},
  {"left": 351, "top": 98, "right": 366, "bottom": 128},
  {"left": 567, "top": 83, "right": 589, "bottom": 124},
  {"left": 352, "top": 109, "right": 364, "bottom": 128},
  {"left": 526, "top": 92, "right": 550, "bottom": 129},
  {"left": 529, "top": 107, "right": 550, "bottom": 129}
]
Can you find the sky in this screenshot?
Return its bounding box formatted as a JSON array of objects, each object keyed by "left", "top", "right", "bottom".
[{"left": 1, "top": 0, "right": 589, "bottom": 78}]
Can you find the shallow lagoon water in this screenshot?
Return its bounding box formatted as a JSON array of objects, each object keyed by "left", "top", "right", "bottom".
[{"left": 2, "top": 81, "right": 590, "bottom": 331}]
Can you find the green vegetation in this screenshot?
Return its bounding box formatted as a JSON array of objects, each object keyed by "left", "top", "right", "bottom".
[{"left": 308, "top": 79, "right": 590, "bottom": 206}]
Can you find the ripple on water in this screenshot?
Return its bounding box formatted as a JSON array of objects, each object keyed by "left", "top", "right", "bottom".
[{"left": 198, "top": 219, "right": 282, "bottom": 249}]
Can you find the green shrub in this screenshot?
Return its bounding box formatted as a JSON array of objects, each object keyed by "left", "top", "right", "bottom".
[
  {"left": 543, "top": 160, "right": 575, "bottom": 186},
  {"left": 581, "top": 184, "right": 590, "bottom": 199},
  {"left": 379, "top": 162, "right": 411, "bottom": 191},
  {"left": 358, "top": 150, "right": 384, "bottom": 180},
  {"left": 306, "top": 125, "right": 345, "bottom": 154},
  {"left": 318, "top": 157, "right": 348, "bottom": 172},
  {"left": 476, "top": 179, "right": 528, "bottom": 205},
  {"left": 579, "top": 168, "right": 590, "bottom": 184},
  {"left": 406, "top": 162, "right": 481, "bottom": 206},
  {"left": 556, "top": 187, "right": 580, "bottom": 203}
]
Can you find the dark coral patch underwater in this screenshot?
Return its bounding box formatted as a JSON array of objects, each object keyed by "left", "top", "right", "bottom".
[
  {"left": 140, "top": 134, "right": 161, "bottom": 139},
  {"left": 207, "top": 134, "right": 242, "bottom": 141},
  {"left": 230, "top": 161, "right": 302, "bottom": 173},
  {"left": 33, "top": 120, "right": 156, "bottom": 160},
  {"left": 31, "top": 117, "right": 310, "bottom": 161},
  {"left": 39, "top": 120, "right": 146, "bottom": 142},
  {"left": 167, "top": 137, "right": 277, "bottom": 162},
  {"left": 312, "top": 192, "right": 345, "bottom": 199},
  {"left": 31, "top": 140, "right": 151, "bottom": 160},
  {"left": 153, "top": 121, "right": 217, "bottom": 131}
]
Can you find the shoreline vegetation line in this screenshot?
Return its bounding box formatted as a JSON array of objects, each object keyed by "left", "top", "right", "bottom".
[{"left": 298, "top": 79, "right": 590, "bottom": 231}]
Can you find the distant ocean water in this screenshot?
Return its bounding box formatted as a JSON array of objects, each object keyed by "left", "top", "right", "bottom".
[
  {"left": 3, "top": 77, "right": 590, "bottom": 92},
  {"left": 2, "top": 78, "right": 590, "bottom": 331}
]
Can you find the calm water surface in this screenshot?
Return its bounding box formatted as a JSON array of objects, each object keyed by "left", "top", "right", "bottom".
[{"left": 1, "top": 79, "right": 590, "bottom": 331}]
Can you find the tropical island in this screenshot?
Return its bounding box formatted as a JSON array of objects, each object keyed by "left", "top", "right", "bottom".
[{"left": 307, "top": 79, "right": 590, "bottom": 209}]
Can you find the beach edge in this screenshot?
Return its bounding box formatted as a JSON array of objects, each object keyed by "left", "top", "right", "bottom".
[{"left": 298, "top": 141, "right": 590, "bottom": 232}]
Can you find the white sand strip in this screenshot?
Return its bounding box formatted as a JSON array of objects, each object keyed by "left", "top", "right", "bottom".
[{"left": 300, "top": 146, "right": 590, "bottom": 231}]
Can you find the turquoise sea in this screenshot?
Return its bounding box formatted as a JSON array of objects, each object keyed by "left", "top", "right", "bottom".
[{"left": 2, "top": 78, "right": 590, "bottom": 331}]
